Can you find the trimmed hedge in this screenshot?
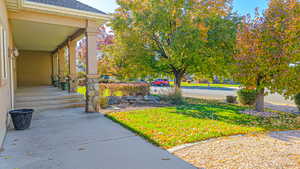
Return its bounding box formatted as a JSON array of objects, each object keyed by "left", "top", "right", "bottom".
[
  {"left": 295, "top": 93, "right": 300, "bottom": 110},
  {"left": 99, "top": 83, "right": 150, "bottom": 97},
  {"left": 237, "top": 89, "right": 257, "bottom": 106}
]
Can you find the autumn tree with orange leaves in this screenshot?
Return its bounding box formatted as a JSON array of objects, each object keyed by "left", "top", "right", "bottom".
[{"left": 234, "top": 0, "right": 300, "bottom": 112}]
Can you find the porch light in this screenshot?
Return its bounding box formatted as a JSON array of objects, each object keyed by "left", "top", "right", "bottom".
[{"left": 13, "top": 48, "right": 19, "bottom": 57}]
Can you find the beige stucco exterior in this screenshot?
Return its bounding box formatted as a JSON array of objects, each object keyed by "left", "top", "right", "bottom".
[
  {"left": 17, "top": 50, "right": 52, "bottom": 86},
  {"left": 0, "top": 0, "right": 14, "bottom": 151},
  {"left": 0, "top": 0, "right": 109, "bottom": 150}
]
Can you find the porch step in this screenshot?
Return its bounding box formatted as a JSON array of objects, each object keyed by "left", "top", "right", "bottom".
[
  {"left": 16, "top": 102, "right": 86, "bottom": 112},
  {"left": 16, "top": 93, "right": 83, "bottom": 103},
  {"left": 15, "top": 86, "right": 85, "bottom": 112},
  {"left": 16, "top": 91, "right": 76, "bottom": 97},
  {"left": 15, "top": 98, "right": 84, "bottom": 108}
]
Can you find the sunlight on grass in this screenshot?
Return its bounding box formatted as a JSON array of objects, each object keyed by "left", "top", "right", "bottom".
[{"left": 107, "top": 101, "right": 300, "bottom": 149}]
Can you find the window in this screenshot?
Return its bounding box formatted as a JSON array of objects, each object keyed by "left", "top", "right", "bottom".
[{"left": 0, "top": 26, "right": 8, "bottom": 79}]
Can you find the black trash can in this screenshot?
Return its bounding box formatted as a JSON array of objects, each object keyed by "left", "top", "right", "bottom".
[{"left": 9, "top": 109, "right": 34, "bottom": 130}]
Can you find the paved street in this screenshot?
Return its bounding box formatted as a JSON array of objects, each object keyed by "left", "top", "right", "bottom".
[{"left": 152, "top": 87, "right": 298, "bottom": 113}]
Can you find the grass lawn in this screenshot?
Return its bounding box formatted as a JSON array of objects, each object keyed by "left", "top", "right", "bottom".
[
  {"left": 107, "top": 99, "right": 300, "bottom": 149},
  {"left": 170, "top": 82, "right": 240, "bottom": 88}
]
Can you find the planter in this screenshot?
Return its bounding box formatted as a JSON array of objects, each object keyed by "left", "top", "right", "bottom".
[
  {"left": 9, "top": 109, "right": 34, "bottom": 130},
  {"left": 61, "top": 82, "right": 69, "bottom": 91},
  {"left": 53, "top": 80, "right": 59, "bottom": 87}
]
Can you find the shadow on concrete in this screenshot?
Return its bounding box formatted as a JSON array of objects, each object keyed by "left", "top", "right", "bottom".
[
  {"left": 268, "top": 130, "right": 300, "bottom": 142},
  {"left": 265, "top": 102, "right": 299, "bottom": 114}
]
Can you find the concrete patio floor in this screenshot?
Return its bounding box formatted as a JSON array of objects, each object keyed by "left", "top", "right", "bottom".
[{"left": 0, "top": 108, "right": 195, "bottom": 169}]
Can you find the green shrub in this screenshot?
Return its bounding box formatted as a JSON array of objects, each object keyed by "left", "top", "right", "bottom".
[
  {"left": 226, "top": 95, "right": 237, "bottom": 103},
  {"left": 99, "top": 82, "right": 150, "bottom": 97},
  {"left": 295, "top": 93, "right": 300, "bottom": 110},
  {"left": 159, "top": 89, "right": 185, "bottom": 105},
  {"left": 237, "top": 89, "right": 257, "bottom": 106}
]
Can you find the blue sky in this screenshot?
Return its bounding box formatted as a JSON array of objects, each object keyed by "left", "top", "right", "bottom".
[{"left": 78, "top": 0, "right": 269, "bottom": 16}]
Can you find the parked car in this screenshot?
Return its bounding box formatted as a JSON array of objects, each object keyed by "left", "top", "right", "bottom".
[{"left": 151, "top": 79, "right": 170, "bottom": 87}]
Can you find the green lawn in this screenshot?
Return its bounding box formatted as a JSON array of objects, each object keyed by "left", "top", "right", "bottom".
[
  {"left": 107, "top": 99, "right": 300, "bottom": 148},
  {"left": 170, "top": 82, "right": 240, "bottom": 88}
]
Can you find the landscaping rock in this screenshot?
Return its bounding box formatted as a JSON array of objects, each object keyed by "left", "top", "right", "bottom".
[
  {"left": 105, "top": 95, "right": 162, "bottom": 107},
  {"left": 108, "top": 96, "right": 122, "bottom": 105},
  {"left": 122, "top": 96, "right": 138, "bottom": 104},
  {"left": 144, "top": 95, "right": 160, "bottom": 103}
]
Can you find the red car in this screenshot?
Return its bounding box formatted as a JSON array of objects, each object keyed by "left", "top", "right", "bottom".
[{"left": 151, "top": 79, "right": 170, "bottom": 87}]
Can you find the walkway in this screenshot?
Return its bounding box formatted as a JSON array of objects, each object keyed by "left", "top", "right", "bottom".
[{"left": 0, "top": 107, "right": 195, "bottom": 169}]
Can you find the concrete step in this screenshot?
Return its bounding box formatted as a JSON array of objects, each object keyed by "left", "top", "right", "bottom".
[
  {"left": 15, "top": 86, "right": 86, "bottom": 112},
  {"left": 16, "top": 87, "right": 63, "bottom": 93},
  {"left": 15, "top": 98, "right": 84, "bottom": 107},
  {"left": 15, "top": 102, "right": 85, "bottom": 112},
  {"left": 16, "top": 93, "right": 84, "bottom": 103},
  {"left": 16, "top": 91, "right": 75, "bottom": 97}
]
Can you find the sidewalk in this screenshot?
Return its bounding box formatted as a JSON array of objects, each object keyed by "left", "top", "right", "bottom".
[{"left": 0, "top": 108, "right": 195, "bottom": 169}]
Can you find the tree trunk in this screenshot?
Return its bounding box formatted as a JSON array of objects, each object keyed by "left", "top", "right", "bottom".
[
  {"left": 255, "top": 88, "right": 265, "bottom": 112},
  {"left": 174, "top": 72, "right": 183, "bottom": 89}
]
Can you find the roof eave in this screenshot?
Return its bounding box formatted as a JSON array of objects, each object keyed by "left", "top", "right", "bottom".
[{"left": 22, "top": 0, "right": 112, "bottom": 22}]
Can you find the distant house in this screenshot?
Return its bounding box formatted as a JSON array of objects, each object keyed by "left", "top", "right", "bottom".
[{"left": 0, "top": 0, "right": 110, "bottom": 150}]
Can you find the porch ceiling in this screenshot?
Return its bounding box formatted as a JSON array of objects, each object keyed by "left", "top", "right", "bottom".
[{"left": 11, "top": 19, "right": 79, "bottom": 52}]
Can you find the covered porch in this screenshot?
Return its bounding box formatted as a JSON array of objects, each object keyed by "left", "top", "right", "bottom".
[{"left": 9, "top": 4, "right": 106, "bottom": 112}]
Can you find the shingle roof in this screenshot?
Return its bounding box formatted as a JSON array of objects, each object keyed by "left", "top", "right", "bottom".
[{"left": 27, "top": 0, "right": 106, "bottom": 14}]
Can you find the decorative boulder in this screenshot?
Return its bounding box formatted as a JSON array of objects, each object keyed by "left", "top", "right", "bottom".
[
  {"left": 108, "top": 96, "right": 122, "bottom": 105},
  {"left": 144, "top": 95, "right": 160, "bottom": 103}
]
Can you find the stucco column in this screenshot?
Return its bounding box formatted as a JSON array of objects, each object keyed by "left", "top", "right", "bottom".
[
  {"left": 68, "top": 40, "right": 77, "bottom": 93},
  {"left": 51, "top": 53, "right": 58, "bottom": 87},
  {"left": 58, "top": 47, "right": 66, "bottom": 85},
  {"left": 51, "top": 53, "right": 58, "bottom": 86},
  {"left": 85, "top": 21, "right": 99, "bottom": 112}
]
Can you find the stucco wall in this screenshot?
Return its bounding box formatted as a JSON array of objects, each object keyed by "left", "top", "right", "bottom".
[
  {"left": 17, "top": 50, "right": 52, "bottom": 86},
  {"left": 0, "top": 0, "right": 13, "bottom": 151}
]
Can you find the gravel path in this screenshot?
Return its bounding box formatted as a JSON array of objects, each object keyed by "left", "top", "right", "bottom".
[{"left": 173, "top": 130, "right": 300, "bottom": 169}]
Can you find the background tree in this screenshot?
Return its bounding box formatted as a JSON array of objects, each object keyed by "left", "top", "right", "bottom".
[
  {"left": 264, "top": 0, "right": 300, "bottom": 97},
  {"left": 234, "top": 0, "right": 300, "bottom": 111},
  {"left": 106, "top": 0, "right": 240, "bottom": 91}
]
